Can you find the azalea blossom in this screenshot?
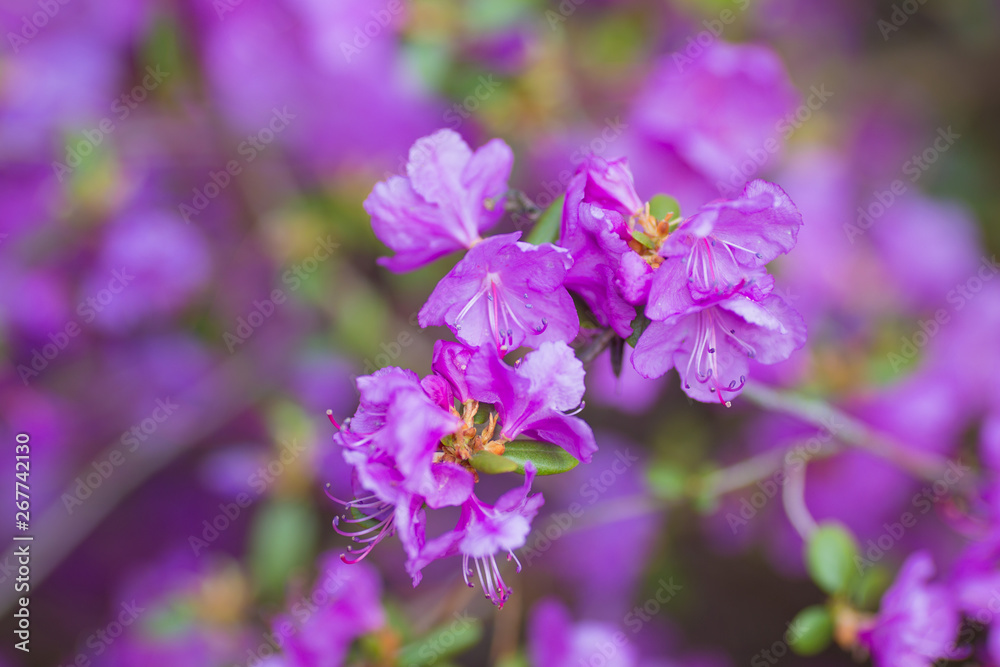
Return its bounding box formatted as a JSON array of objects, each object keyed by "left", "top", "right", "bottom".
[
  {"left": 364, "top": 129, "right": 513, "bottom": 272},
  {"left": 633, "top": 287, "right": 806, "bottom": 405},
  {"left": 419, "top": 232, "right": 579, "bottom": 354}
]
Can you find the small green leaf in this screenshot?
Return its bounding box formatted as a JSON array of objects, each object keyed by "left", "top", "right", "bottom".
[
  {"left": 396, "top": 618, "right": 482, "bottom": 666},
  {"left": 630, "top": 229, "right": 657, "bottom": 250},
  {"left": 572, "top": 293, "right": 602, "bottom": 330},
  {"left": 502, "top": 440, "right": 579, "bottom": 475},
  {"left": 648, "top": 194, "right": 681, "bottom": 221},
  {"left": 524, "top": 195, "right": 564, "bottom": 245},
  {"left": 789, "top": 605, "right": 833, "bottom": 656},
  {"left": 470, "top": 450, "right": 518, "bottom": 474},
  {"left": 625, "top": 309, "right": 651, "bottom": 348},
  {"left": 806, "top": 522, "right": 860, "bottom": 595}
]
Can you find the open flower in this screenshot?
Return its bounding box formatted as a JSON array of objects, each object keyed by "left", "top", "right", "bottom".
[
  {"left": 419, "top": 233, "right": 579, "bottom": 354},
  {"left": 465, "top": 341, "right": 597, "bottom": 463},
  {"left": 653, "top": 179, "right": 801, "bottom": 309},
  {"left": 409, "top": 462, "right": 543, "bottom": 608},
  {"left": 364, "top": 130, "right": 513, "bottom": 272},
  {"left": 633, "top": 286, "right": 806, "bottom": 405},
  {"left": 332, "top": 367, "right": 474, "bottom": 565}
]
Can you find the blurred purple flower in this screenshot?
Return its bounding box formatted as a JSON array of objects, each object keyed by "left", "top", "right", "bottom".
[
  {"left": 629, "top": 41, "right": 799, "bottom": 208},
  {"left": 419, "top": 232, "right": 578, "bottom": 354},
  {"left": 529, "top": 598, "right": 638, "bottom": 667},
  {"left": 859, "top": 551, "right": 963, "bottom": 666},
  {"left": 273, "top": 553, "right": 384, "bottom": 667},
  {"left": 365, "top": 129, "right": 513, "bottom": 272},
  {"left": 83, "top": 210, "right": 212, "bottom": 333}
]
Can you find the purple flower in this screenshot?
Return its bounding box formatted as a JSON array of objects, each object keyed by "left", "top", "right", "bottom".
[
  {"left": 528, "top": 598, "right": 638, "bottom": 667},
  {"left": 419, "top": 232, "right": 578, "bottom": 353},
  {"left": 859, "top": 551, "right": 963, "bottom": 667},
  {"left": 560, "top": 155, "right": 655, "bottom": 337},
  {"left": 630, "top": 41, "right": 799, "bottom": 197},
  {"left": 410, "top": 463, "right": 544, "bottom": 608},
  {"left": 364, "top": 130, "right": 514, "bottom": 272},
  {"left": 332, "top": 367, "right": 473, "bottom": 565},
  {"left": 632, "top": 287, "right": 806, "bottom": 405},
  {"left": 653, "top": 180, "right": 802, "bottom": 308},
  {"left": 273, "top": 553, "right": 384, "bottom": 667},
  {"left": 466, "top": 341, "right": 598, "bottom": 463}
]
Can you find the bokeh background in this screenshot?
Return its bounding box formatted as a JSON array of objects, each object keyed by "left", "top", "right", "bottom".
[{"left": 2, "top": 0, "right": 1000, "bottom": 665}]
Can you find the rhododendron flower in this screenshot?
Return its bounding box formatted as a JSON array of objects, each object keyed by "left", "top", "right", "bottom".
[
  {"left": 464, "top": 341, "right": 598, "bottom": 463},
  {"left": 410, "top": 462, "right": 543, "bottom": 608},
  {"left": 332, "top": 367, "right": 473, "bottom": 564},
  {"left": 419, "top": 232, "right": 579, "bottom": 354},
  {"left": 859, "top": 551, "right": 964, "bottom": 666},
  {"left": 633, "top": 287, "right": 806, "bottom": 405},
  {"left": 653, "top": 179, "right": 802, "bottom": 308},
  {"left": 560, "top": 155, "right": 651, "bottom": 337},
  {"left": 364, "top": 129, "right": 513, "bottom": 272}
]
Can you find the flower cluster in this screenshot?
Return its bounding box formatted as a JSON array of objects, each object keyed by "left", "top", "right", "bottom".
[
  {"left": 561, "top": 155, "right": 807, "bottom": 405},
  {"left": 332, "top": 127, "right": 807, "bottom": 607}
]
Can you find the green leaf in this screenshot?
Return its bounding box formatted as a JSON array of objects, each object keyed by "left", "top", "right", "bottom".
[
  {"left": 625, "top": 309, "right": 651, "bottom": 348},
  {"left": 396, "top": 618, "right": 483, "bottom": 666},
  {"left": 572, "top": 293, "right": 602, "bottom": 330},
  {"left": 249, "top": 500, "right": 318, "bottom": 599},
  {"left": 524, "top": 195, "right": 564, "bottom": 245},
  {"left": 789, "top": 605, "right": 833, "bottom": 656},
  {"left": 648, "top": 194, "right": 681, "bottom": 221},
  {"left": 646, "top": 464, "right": 687, "bottom": 502},
  {"left": 502, "top": 440, "right": 579, "bottom": 475},
  {"left": 470, "top": 450, "right": 518, "bottom": 474},
  {"left": 806, "top": 522, "right": 860, "bottom": 595},
  {"left": 630, "top": 229, "right": 657, "bottom": 250},
  {"left": 473, "top": 402, "right": 493, "bottom": 424}
]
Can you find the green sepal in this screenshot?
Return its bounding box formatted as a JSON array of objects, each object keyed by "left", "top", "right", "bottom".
[
  {"left": 524, "top": 194, "right": 564, "bottom": 245},
  {"left": 470, "top": 450, "right": 518, "bottom": 474},
  {"left": 502, "top": 440, "right": 580, "bottom": 475}
]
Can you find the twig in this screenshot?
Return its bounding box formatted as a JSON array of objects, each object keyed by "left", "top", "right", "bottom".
[
  {"left": 576, "top": 328, "right": 617, "bottom": 366},
  {"left": 782, "top": 460, "right": 818, "bottom": 540}
]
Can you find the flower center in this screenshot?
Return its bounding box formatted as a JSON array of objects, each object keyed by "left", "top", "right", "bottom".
[
  {"left": 435, "top": 399, "right": 508, "bottom": 480},
  {"left": 627, "top": 201, "right": 676, "bottom": 268}
]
